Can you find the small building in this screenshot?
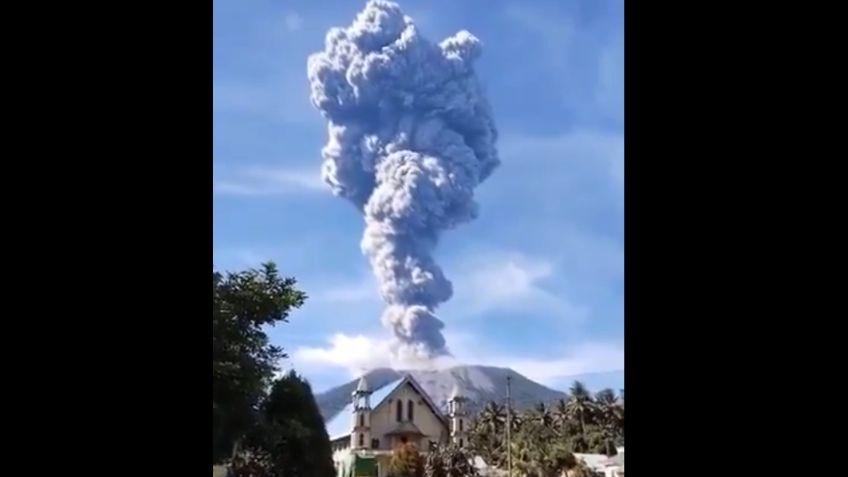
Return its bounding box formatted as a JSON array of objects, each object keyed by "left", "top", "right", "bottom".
[
  {"left": 574, "top": 450, "right": 624, "bottom": 477},
  {"left": 574, "top": 453, "right": 610, "bottom": 474},
  {"left": 324, "top": 374, "right": 469, "bottom": 477}
]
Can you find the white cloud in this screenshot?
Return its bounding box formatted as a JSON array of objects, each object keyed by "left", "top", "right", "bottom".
[
  {"left": 496, "top": 343, "right": 624, "bottom": 385},
  {"left": 446, "top": 251, "right": 589, "bottom": 322},
  {"left": 284, "top": 12, "right": 303, "bottom": 32},
  {"left": 293, "top": 334, "right": 458, "bottom": 377},
  {"left": 213, "top": 164, "right": 326, "bottom": 197},
  {"left": 294, "top": 334, "right": 392, "bottom": 376},
  {"left": 289, "top": 249, "right": 611, "bottom": 380},
  {"left": 442, "top": 334, "right": 623, "bottom": 387},
  {"left": 293, "top": 331, "right": 622, "bottom": 389}
]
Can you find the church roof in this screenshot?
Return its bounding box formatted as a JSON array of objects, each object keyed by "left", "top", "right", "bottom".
[
  {"left": 383, "top": 421, "right": 426, "bottom": 437},
  {"left": 324, "top": 374, "right": 448, "bottom": 442},
  {"left": 326, "top": 377, "right": 404, "bottom": 441}
]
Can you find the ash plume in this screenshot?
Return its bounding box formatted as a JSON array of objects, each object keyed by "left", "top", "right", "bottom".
[{"left": 307, "top": 0, "right": 499, "bottom": 361}]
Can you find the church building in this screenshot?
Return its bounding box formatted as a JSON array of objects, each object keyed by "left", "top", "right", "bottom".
[{"left": 324, "top": 374, "right": 469, "bottom": 477}]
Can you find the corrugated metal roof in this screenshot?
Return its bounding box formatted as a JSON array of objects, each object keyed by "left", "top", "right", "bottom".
[{"left": 325, "top": 378, "right": 405, "bottom": 441}]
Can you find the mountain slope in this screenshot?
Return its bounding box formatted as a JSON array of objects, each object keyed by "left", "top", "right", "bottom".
[{"left": 314, "top": 365, "right": 568, "bottom": 421}]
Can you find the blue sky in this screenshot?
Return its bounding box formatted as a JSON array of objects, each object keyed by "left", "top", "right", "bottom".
[{"left": 213, "top": 0, "right": 623, "bottom": 394}]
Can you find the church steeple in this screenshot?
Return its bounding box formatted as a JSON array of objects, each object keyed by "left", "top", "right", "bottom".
[
  {"left": 448, "top": 383, "right": 467, "bottom": 448},
  {"left": 351, "top": 376, "right": 372, "bottom": 449}
]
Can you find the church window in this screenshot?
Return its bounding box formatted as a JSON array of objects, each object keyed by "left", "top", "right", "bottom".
[
  {"left": 459, "top": 419, "right": 463, "bottom": 432},
  {"left": 396, "top": 400, "right": 403, "bottom": 422},
  {"left": 459, "top": 438, "right": 463, "bottom": 448},
  {"left": 359, "top": 433, "right": 364, "bottom": 447},
  {"left": 359, "top": 414, "right": 365, "bottom": 427},
  {"left": 408, "top": 399, "right": 414, "bottom": 421}
]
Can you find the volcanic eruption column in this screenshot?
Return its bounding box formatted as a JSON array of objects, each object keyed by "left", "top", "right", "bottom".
[{"left": 307, "top": 0, "right": 499, "bottom": 361}]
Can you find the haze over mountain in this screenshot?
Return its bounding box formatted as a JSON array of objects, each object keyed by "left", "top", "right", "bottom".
[{"left": 315, "top": 364, "right": 571, "bottom": 420}]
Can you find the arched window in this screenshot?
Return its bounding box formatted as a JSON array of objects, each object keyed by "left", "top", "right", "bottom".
[
  {"left": 396, "top": 400, "right": 403, "bottom": 422},
  {"left": 359, "top": 413, "right": 365, "bottom": 427},
  {"left": 359, "top": 433, "right": 364, "bottom": 447},
  {"left": 459, "top": 438, "right": 463, "bottom": 448},
  {"left": 407, "top": 399, "right": 414, "bottom": 421},
  {"left": 459, "top": 418, "right": 463, "bottom": 432}
]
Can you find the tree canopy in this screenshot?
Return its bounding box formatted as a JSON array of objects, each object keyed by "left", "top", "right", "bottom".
[
  {"left": 425, "top": 443, "right": 478, "bottom": 477},
  {"left": 233, "top": 371, "right": 335, "bottom": 477},
  {"left": 212, "top": 262, "right": 307, "bottom": 464},
  {"left": 388, "top": 442, "right": 425, "bottom": 477},
  {"left": 468, "top": 382, "right": 624, "bottom": 476}
]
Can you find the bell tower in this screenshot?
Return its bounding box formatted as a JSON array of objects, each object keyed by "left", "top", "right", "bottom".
[
  {"left": 448, "top": 384, "right": 467, "bottom": 448},
  {"left": 350, "top": 376, "right": 372, "bottom": 450}
]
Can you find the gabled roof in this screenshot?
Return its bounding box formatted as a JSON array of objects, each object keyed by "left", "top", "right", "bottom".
[
  {"left": 397, "top": 374, "right": 449, "bottom": 425},
  {"left": 383, "top": 421, "right": 426, "bottom": 437},
  {"left": 326, "top": 377, "right": 404, "bottom": 441},
  {"left": 324, "top": 373, "right": 448, "bottom": 442}
]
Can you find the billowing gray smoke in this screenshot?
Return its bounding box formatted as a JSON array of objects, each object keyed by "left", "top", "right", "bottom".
[{"left": 307, "top": 0, "right": 499, "bottom": 361}]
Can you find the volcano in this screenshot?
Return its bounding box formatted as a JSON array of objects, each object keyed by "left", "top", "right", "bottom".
[{"left": 314, "top": 365, "right": 570, "bottom": 421}]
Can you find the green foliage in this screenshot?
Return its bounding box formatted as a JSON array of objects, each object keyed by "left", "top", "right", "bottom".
[
  {"left": 467, "top": 403, "right": 505, "bottom": 468},
  {"left": 212, "top": 262, "right": 307, "bottom": 464},
  {"left": 232, "top": 371, "right": 335, "bottom": 477},
  {"left": 467, "top": 382, "right": 624, "bottom": 476},
  {"left": 512, "top": 416, "right": 571, "bottom": 477},
  {"left": 389, "top": 442, "right": 425, "bottom": 477},
  {"left": 424, "top": 450, "right": 447, "bottom": 477},
  {"left": 425, "top": 443, "right": 477, "bottom": 477}
]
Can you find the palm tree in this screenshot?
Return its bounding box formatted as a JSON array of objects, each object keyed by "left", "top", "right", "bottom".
[
  {"left": 506, "top": 408, "right": 522, "bottom": 435},
  {"left": 565, "top": 381, "right": 596, "bottom": 437},
  {"left": 478, "top": 401, "right": 505, "bottom": 435},
  {"left": 532, "top": 402, "right": 553, "bottom": 427},
  {"left": 424, "top": 443, "right": 478, "bottom": 477},
  {"left": 468, "top": 414, "right": 503, "bottom": 468},
  {"left": 553, "top": 398, "right": 570, "bottom": 434},
  {"left": 444, "top": 443, "right": 477, "bottom": 477},
  {"left": 594, "top": 389, "right": 617, "bottom": 456},
  {"left": 594, "top": 388, "right": 624, "bottom": 454}
]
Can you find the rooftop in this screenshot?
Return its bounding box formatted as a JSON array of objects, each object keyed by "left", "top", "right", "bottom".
[{"left": 326, "top": 378, "right": 404, "bottom": 441}]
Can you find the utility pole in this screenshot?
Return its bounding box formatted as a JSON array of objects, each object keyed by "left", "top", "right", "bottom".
[{"left": 506, "top": 374, "right": 512, "bottom": 476}]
